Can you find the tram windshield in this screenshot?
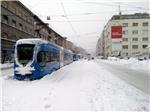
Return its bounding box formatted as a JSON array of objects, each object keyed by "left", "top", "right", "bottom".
[{"left": 17, "top": 44, "right": 35, "bottom": 66}]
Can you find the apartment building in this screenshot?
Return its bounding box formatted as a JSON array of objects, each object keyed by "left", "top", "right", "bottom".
[
  {"left": 1, "top": 1, "right": 68, "bottom": 63},
  {"left": 1, "top": 1, "right": 35, "bottom": 63},
  {"left": 96, "top": 13, "right": 150, "bottom": 58}
]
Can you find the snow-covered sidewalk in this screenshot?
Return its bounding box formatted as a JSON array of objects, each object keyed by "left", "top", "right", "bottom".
[
  {"left": 99, "top": 57, "right": 150, "bottom": 74},
  {"left": 2, "top": 60, "right": 149, "bottom": 111}
]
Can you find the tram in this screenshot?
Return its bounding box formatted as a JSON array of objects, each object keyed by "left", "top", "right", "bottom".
[{"left": 14, "top": 39, "right": 73, "bottom": 80}]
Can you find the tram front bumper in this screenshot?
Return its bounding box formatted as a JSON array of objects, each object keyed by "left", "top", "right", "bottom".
[{"left": 15, "top": 66, "right": 35, "bottom": 76}]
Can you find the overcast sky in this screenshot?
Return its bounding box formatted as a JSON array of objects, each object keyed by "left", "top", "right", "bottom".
[{"left": 20, "top": 0, "right": 149, "bottom": 54}]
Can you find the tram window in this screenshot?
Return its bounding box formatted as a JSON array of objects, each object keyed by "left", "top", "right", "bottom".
[
  {"left": 37, "top": 51, "right": 59, "bottom": 66},
  {"left": 49, "top": 49, "right": 59, "bottom": 62},
  {"left": 17, "top": 44, "right": 35, "bottom": 66},
  {"left": 37, "top": 52, "right": 47, "bottom": 66},
  {"left": 52, "top": 52, "right": 59, "bottom": 62},
  {"left": 64, "top": 53, "right": 70, "bottom": 61}
]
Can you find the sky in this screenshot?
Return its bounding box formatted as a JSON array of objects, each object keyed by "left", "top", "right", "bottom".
[{"left": 20, "top": 0, "right": 149, "bottom": 54}]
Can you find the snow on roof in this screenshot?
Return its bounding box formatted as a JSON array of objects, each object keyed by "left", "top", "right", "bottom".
[{"left": 16, "top": 38, "right": 49, "bottom": 46}]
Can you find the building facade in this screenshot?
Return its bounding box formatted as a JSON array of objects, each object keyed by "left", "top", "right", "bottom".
[
  {"left": 1, "top": 1, "right": 35, "bottom": 63},
  {"left": 1, "top": 1, "right": 67, "bottom": 63},
  {"left": 96, "top": 13, "right": 150, "bottom": 58},
  {"left": 96, "top": 34, "right": 104, "bottom": 56}
]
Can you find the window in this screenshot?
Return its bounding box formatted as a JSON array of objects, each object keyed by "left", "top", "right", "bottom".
[
  {"left": 132, "top": 45, "right": 138, "bottom": 49},
  {"left": 49, "top": 29, "right": 52, "bottom": 34},
  {"left": 122, "top": 23, "right": 128, "bottom": 27},
  {"left": 123, "top": 38, "right": 128, "bottom": 41},
  {"left": 3, "top": 15, "right": 8, "bottom": 24},
  {"left": 19, "top": 23, "right": 23, "bottom": 30},
  {"left": 29, "top": 18, "right": 33, "bottom": 24},
  {"left": 12, "top": 20, "right": 16, "bottom": 27},
  {"left": 64, "top": 52, "right": 72, "bottom": 61},
  {"left": 37, "top": 52, "right": 47, "bottom": 67},
  {"left": 122, "top": 45, "right": 128, "bottom": 49},
  {"left": 29, "top": 28, "right": 32, "bottom": 34},
  {"left": 18, "top": 11, "right": 23, "bottom": 17},
  {"left": 142, "top": 37, "right": 148, "bottom": 41},
  {"left": 142, "top": 45, "right": 148, "bottom": 49},
  {"left": 2, "top": 32, "right": 8, "bottom": 38},
  {"left": 51, "top": 50, "right": 59, "bottom": 62},
  {"left": 2, "top": 1, "right": 8, "bottom": 8},
  {"left": 132, "top": 38, "right": 138, "bottom": 41},
  {"left": 37, "top": 51, "right": 59, "bottom": 67},
  {"left": 132, "top": 23, "right": 138, "bottom": 26},
  {"left": 55, "top": 33, "right": 58, "bottom": 37},
  {"left": 123, "top": 30, "right": 128, "bottom": 35},
  {"left": 132, "top": 30, "right": 138, "bottom": 34},
  {"left": 25, "top": 26, "right": 27, "bottom": 32},
  {"left": 17, "top": 44, "right": 35, "bottom": 66},
  {"left": 11, "top": 4, "right": 16, "bottom": 14},
  {"left": 24, "top": 15, "right": 27, "bottom": 21},
  {"left": 143, "top": 22, "right": 148, "bottom": 26},
  {"left": 142, "top": 30, "right": 148, "bottom": 34}
]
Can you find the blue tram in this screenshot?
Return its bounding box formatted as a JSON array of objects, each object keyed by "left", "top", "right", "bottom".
[
  {"left": 14, "top": 39, "right": 73, "bottom": 80},
  {"left": 73, "top": 54, "right": 81, "bottom": 61}
]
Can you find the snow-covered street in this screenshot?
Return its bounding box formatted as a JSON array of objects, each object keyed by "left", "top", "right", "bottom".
[
  {"left": 1, "top": 59, "right": 149, "bottom": 111},
  {"left": 95, "top": 59, "right": 150, "bottom": 95}
]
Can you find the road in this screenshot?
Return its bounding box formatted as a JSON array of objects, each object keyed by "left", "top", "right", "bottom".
[{"left": 95, "top": 59, "right": 150, "bottom": 95}]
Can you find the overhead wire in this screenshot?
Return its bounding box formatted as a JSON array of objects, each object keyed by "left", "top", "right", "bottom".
[
  {"left": 82, "top": 1, "right": 149, "bottom": 10},
  {"left": 37, "top": 9, "right": 142, "bottom": 18},
  {"left": 29, "top": 0, "right": 41, "bottom": 10},
  {"left": 110, "top": 0, "right": 149, "bottom": 10},
  {"left": 21, "top": 0, "right": 149, "bottom": 38},
  {"left": 59, "top": 0, "right": 79, "bottom": 38}
]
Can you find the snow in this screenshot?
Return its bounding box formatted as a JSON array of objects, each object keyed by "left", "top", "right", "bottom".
[
  {"left": 0, "top": 63, "right": 13, "bottom": 70},
  {"left": 16, "top": 38, "right": 48, "bottom": 46},
  {"left": 108, "top": 56, "right": 119, "bottom": 61},
  {"left": 1, "top": 60, "right": 149, "bottom": 111},
  {"left": 101, "top": 57, "right": 150, "bottom": 74},
  {"left": 15, "top": 62, "right": 35, "bottom": 75}
]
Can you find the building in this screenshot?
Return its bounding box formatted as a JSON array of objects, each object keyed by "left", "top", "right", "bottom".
[
  {"left": 1, "top": 1, "right": 67, "bottom": 63},
  {"left": 33, "top": 15, "right": 51, "bottom": 41},
  {"left": 54, "top": 33, "right": 67, "bottom": 48},
  {"left": 96, "top": 31, "right": 104, "bottom": 56},
  {"left": 1, "top": 1, "right": 35, "bottom": 63},
  {"left": 96, "top": 13, "right": 150, "bottom": 58},
  {"left": 34, "top": 15, "right": 67, "bottom": 48},
  {"left": 66, "top": 40, "right": 87, "bottom": 55}
]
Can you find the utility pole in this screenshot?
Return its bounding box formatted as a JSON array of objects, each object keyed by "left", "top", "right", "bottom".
[{"left": 118, "top": 2, "right": 122, "bottom": 15}]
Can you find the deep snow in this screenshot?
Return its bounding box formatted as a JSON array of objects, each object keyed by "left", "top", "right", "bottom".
[{"left": 1, "top": 60, "right": 149, "bottom": 111}]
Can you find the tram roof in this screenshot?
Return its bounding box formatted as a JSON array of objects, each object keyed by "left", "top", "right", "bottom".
[{"left": 16, "top": 38, "right": 51, "bottom": 46}]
